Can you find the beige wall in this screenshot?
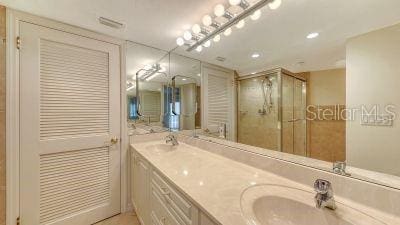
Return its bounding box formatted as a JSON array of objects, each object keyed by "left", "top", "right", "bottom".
[
  {"left": 308, "top": 69, "right": 346, "bottom": 105},
  {"left": 306, "top": 69, "right": 346, "bottom": 162},
  {"left": 346, "top": 23, "right": 400, "bottom": 176},
  {"left": 0, "top": 5, "right": 5, "bottom": 225}
]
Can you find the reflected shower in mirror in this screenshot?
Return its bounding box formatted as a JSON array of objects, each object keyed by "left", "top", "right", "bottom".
[{"left": 126, "top": 41, "right": 170, "bottom": 135}]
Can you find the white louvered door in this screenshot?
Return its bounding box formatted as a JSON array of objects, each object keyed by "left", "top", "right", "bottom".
[
  {"left": 202, "top": 66, "right": 235, "bottom": 141},
  {"left": 20, "top": 22, "right": 121, "bottom": 225}
]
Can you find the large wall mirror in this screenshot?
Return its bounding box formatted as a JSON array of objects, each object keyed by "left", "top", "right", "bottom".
[
  {"left": 169, "top": 1, "right": 400, "bottom": 189},
  {"left": 126, "top": 41, "right": 170, "bottom": 134}
]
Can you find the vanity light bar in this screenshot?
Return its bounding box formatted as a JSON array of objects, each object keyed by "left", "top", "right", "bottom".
[
  {"left": 186, "top": 0, "right": 276, "bottom": 52},
  {"left": 137, "top": 64, "right": 162, "bottom": 81}
]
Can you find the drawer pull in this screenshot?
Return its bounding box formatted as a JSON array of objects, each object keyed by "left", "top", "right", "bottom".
[
  {"left": 160, "top": 187, "right": 170, "bottom": 196},
  {"left": 160, "top": 187, "right": 171, "bottom": 204}
]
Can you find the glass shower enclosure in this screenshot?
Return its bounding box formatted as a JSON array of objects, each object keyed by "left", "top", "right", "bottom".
[{"left": 238, "top": 68, "right": 307, "bottom": 156}]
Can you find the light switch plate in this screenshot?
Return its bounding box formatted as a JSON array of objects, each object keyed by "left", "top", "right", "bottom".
[{"left": 361, "top": 114, "right": 394, "bottom": 127}]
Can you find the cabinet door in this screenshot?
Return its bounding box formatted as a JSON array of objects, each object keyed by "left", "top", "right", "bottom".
[
  {"left": 132, "top": 153, "right": 150, "bottom": 225},
  {"left": 199, "top": 212, "right": 218, "bottom": 225}
]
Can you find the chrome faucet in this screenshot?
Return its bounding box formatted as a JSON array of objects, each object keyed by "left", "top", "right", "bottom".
[
  {"left": 166, "top": 134, "right": 179, "bottom": 146},
  {"left": 314, "top": 179, "right": 336, "bottom": 210},
  {"left": 333, "top": 161, "right": 350, "bottom": 176}
]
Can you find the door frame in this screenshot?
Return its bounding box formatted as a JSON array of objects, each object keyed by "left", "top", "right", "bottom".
[{"left": 6, "top": 9, "right": 128, "bottom": 225}]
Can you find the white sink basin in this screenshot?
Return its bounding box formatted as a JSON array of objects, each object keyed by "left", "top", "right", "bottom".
[
  {"left": 240, "top": 184, "right": 385, "bottom": 225},
  {"left": 145, "top": 143, "right": 178, "bottom": 153}
]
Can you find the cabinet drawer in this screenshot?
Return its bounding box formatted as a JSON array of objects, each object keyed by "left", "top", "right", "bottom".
[
  {"left": 151, "top": 184, "right": 185, "bottom": 225},
  {"left": 152, "top": 170, "right": 196, "bottom": 225}
]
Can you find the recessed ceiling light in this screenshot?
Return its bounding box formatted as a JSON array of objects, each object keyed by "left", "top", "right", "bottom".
[
  {"left": 197, "top": 73, "right": 201, "bottom": 77},
  {"left": 251, "top": 53, "right": 260, "bottom": 58},
  {"left": 296, "top": 61, "right": 305, "bottom": 66},
  {"left": 307, "top": 32, "right": 319, "bottom": 39},
  {"left": 182, "top": 78, "right": 187, "bottom": 81}
]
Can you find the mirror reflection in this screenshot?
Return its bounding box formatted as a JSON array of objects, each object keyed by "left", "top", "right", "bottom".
[
  {"left": 126, "top": 41, "right": 170, "bottom": 134},
  {"left": 169, "top": 54, "right": 201, "bottom": 131},
  {"left": 168, "top": 1, "right": 400, "bottom": 186}
]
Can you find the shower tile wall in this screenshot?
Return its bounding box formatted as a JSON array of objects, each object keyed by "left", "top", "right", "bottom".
[
  {"left": 238, "top": 77, "right": 279, "bottom": 150},
  {"left": 0, "top": 5, "right": 5, "bottom": 225},
  {"left": 305, "top": 69, "right": 346, "bottom": 162}
]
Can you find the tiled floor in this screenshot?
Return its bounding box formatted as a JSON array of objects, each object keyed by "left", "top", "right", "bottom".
[{"left": 94, "top": 211, "right": 140, "bottom": 225}]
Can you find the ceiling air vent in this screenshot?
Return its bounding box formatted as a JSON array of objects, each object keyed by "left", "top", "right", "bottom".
[
  {"left": 98, "top": 17, "right": 125, "bottom": 29},
  {"left": 216, "top": 56, "right": 226, "bottom": 62}
]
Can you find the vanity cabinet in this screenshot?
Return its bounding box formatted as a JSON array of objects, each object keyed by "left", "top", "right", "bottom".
[
  {"left": 130, "top": 148, "right": 218, "bottom": 225},
  {"left": 131, "top": 151, "right": 151, "bottom": 225}
]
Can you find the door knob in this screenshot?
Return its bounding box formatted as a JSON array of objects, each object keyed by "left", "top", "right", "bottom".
[{"left": 110, "top": 136, "right": 119, "bottom": 145}]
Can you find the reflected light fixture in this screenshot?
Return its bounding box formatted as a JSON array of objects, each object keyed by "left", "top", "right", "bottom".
[
  {"left": 250, "top": 9, "right": 262, "bottom": 20},
  {"left": 224, "top": 27, "right": 232, "bottom": 36},
  {"left": 176, "top": 37, "right": 185, "bottom": 46},
  {"left": 192, "top": 24, "right": 201, "bottom": 34},
  {"left": 252, "top": 53, "right": 260, "bottom": 58},
  {"left": 202, "top": 15, "right": 213, "bottom": 26},
  {"left": 214, "top": 4, "right": 225, "bottom": 17},
  {"left": 183, "top": 31, "right": 192, "bottom": 40},
  {"left": 145, "top": 73, "right": 159, "bottom": 81},
  {"left": 229, "top": 0, "right": 242, "bottom": 6},
  {"left": 307, "top": 32, "right": 319, "bottom": 39},
  {"left": 213, "top": 34, "right": 221, "bottom": 42},
  {"left": 126, "top": 82, "right": 135, "bottom": 91},
  {"left": 236, "top": 19, "right": 245, "bottom": 29},
  {"left": 203, "top": 40, "right": 211, "bottom": 48},
  {"left": 268, "top": 0, "right": 282, "bottom": 10}
]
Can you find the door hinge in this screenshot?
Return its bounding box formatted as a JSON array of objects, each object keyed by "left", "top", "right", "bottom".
[
  {"left": 16, "top": 216, "right": 20, "bottom": 225},
  {"left": 16, "top": 36, "right": 21, "bottom": 50}
]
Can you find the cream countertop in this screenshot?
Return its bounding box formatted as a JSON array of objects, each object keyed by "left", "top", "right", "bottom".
[{"left": 130, "top": 140, "right": 398, "bottom": 225}]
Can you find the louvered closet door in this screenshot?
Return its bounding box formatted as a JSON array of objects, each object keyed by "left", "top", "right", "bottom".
[
  {"left": 203, "top": 66, "right": 235, "bottom": 140},
  {"left": 19, "top": 22, "right": 121, "bottom": 225}
]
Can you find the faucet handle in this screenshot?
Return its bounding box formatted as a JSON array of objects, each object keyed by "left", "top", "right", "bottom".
[{"left": 314, "top": 179, "right": 332, "bottom": 194}]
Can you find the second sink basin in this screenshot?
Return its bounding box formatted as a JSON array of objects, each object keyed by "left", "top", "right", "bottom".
[{"left": 240, "top": 184, "right": 385, "bottom": 225}]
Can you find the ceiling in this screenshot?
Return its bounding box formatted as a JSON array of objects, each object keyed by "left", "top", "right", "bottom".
[{"left": 3, "top": 0, "right": 400, "bottom": 74}]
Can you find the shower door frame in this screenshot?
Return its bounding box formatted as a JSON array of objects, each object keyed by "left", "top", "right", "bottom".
[
  {"left": 278, "top": 69, "right": 308, "bottom": 156},
  {"left": 237, "top": 68, "right": 307, "bottom": 154}
]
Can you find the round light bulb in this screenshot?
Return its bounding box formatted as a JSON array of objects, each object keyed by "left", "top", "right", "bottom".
[
  {"left": 144, "top": 64, "right": 152, "bottom": 70},
  {"left": 196, "top": 46, "right": 203, "bottom": 52},
  {"left": 176, "top": 37, "right": 185, "bottom": 46},
  {"left": 183, "top": 31, "right": 192, "bottom": 40},
  {"left": 213, "top": 35, "right": 221, "bottom": 42},
  {"left": 229, "top": 0, "right": 242, "bottom": 6},
  {"left": 250, "top": 9, "right": 261, "bottom": 20},
  {"left": 203, "top": 40, "right": 211, "bottom": 48},
  {"left": 224, "top": 28, "right": 232, "bottom": 36},
  {"left": 192, "top": 24, "right": 201, "bottom": 34},
  {"left": 268, "top": 0, "right": 282, "bottom": 10},
  {"left": 214, "top": 4, "right": 225, "bottom": 17},
  {"left": 236, "top": 19, "right": 245, "bottom": 29},
  {"left": 202, "top": 15, "right": 213, "bottom": 26}
]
